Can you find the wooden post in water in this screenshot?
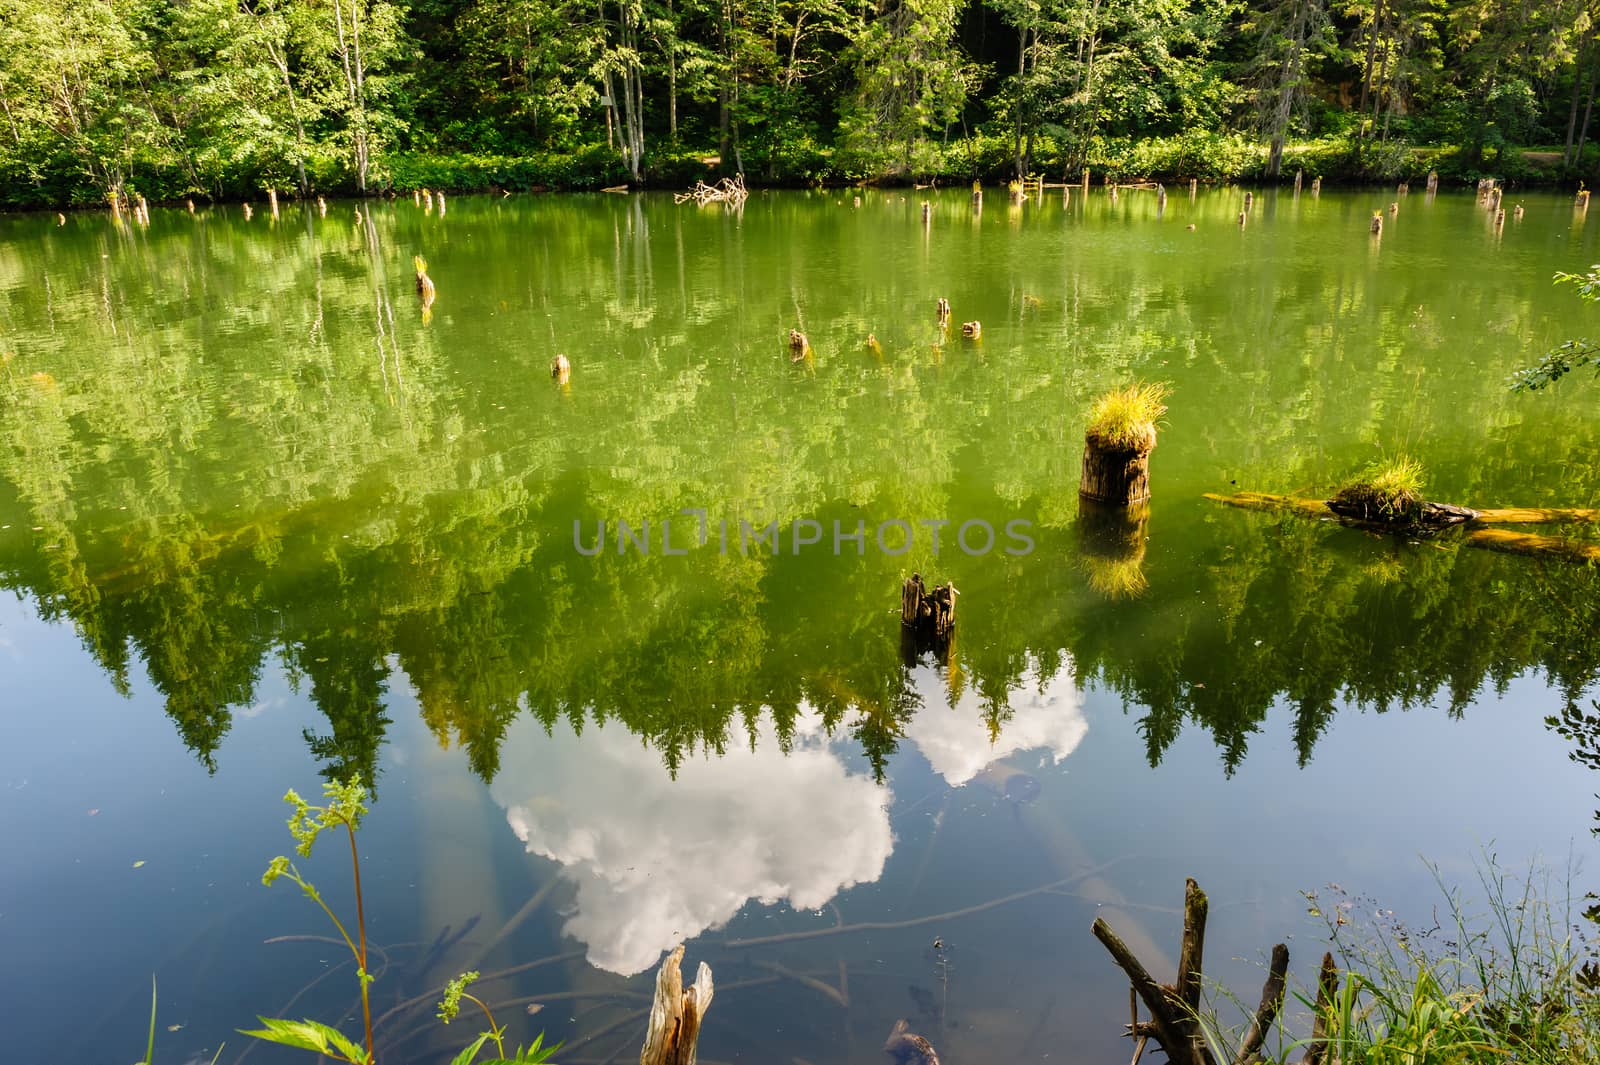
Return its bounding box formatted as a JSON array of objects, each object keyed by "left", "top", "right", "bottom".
[
  {"left": 1370, "top": 212, "right": 1382, "bottom": 235},
  {"left": 186, "top": 199, "right": 195, "bottom": 214},
  {"left": 317, "top": 196, "right": 327, "bottom": 217},
  {"left": 1578, "top": 189, "right": 1591, "bottom": 210},
  {"left": 243, "top": 202, "right": 253, "bottom": 220},
  {"left": 1427, "top": 170, "right": 1439, "bottom": 193},
  {"left": 1082, "top": 167, "right": 1090, "bottom": 192},
  {"left": 1238, "top": 210, "right": 1247, "bottom": 228},
  {"left": 1156, "top": 183, "right": 1166, "bottom": 216},
  {"left": 1495, "top": 207, "right": 1506, "bottom": 229},
  {"left": 1397, "top": 181, "right": 1408, "bottom": 195},
  {"left": 268, "top": 187, "right": 279, "bottom": 218},
  {"left": 550, "top": 354, "right": 571, "bottom": 382},
  {"left": 640, "top": 946, "right": 714, "bottom": 1065},
  {"left": 936, "top": 297, "right": 951, "bottom": 329},
  {"left": 1294, "top": 169, "right": 1303, "bottom": 194},
  {"left": 1311, "top": 176, "right": 1321, "bottom": 196},
  {"left": 1388, "top": 200, "right": 1399, "bottom": 216},
  {"left": 1242, "top": 190, "right": 1253, "bottom": 210},
  {"left": 1514, "top": 204, "right": 1524, "bottom": 221},
  {"left": 901, "top": 573, "right": 957, "bottom": 638},
  {"left": 922, "top": 201, "right": 932, "bottom": 224},
  {"left": 1189, "top": 178, "right": 1197, "bottom": 198}
]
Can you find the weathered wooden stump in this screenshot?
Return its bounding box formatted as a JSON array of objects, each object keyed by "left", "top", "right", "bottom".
[
  {"left": 1427, "top": 169, "right": 1439, "bottom": 193},
  {"left": 901, "top": 574, "right": 957, "bottom": 639},
  {"left": 921, "top": 201, "right": 931, "bottom": 223},
  {"left": 550, "top": 353, "right": 571, "bottom": 382},
  {"left": 936, "top": 298, "right": 951, "bottom": 328},
  {"left": 1311, "top": 176, "right": 1322, "bottom": 195},
  {"left": 268, "top": 187, "right": 279, "bottom": 218},
  {"left": 788, "top": 329, "right": 812, "bottom": 362},
  {"left": 1578, "top": 189, "right": 1591, "bottom": 209},
  {"left": 640, "top": 945, "right": 713, "bottom": 1065},
  {"left": 1243, "top": 190, "right": 1253, "bottom": 210},
  {"left": 1370, "top": 212, "right": 1383, "bottom": 235},
  {"left": 1080, "top": 442, "right": 1153, "bottom": 506},
  {"left": 1238, "top": 210, "right": 1247, "bottom": 227},
  {"left": 960, "top": 320, "right": 981, "bottom": 339},
  {"left": 413, "top": 255, "right": 436, "bottom": 299},
  {"left": 1294, "top": 169, "right": 1303, "bottom": 194}
]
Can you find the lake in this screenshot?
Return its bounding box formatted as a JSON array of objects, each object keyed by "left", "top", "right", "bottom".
[{"left": 3, "top": 184, "right": 1600, "bottom": 1065}]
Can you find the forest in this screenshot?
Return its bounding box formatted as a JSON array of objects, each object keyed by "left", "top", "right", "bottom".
[{"left": 3, "top": 0, "right": 1600, "bottom": 206}]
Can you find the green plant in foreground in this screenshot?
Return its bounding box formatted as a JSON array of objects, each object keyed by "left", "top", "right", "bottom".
[
  {"left": 243, "top": 776, "right": 376, "bottom": 1065},
  {"left": 1331, "top": 456, "right": 1427, "bottom": 522},
  {"left": 1085, "top": 382, "right": 1171, "bottom": 451},
  {"left": 437, "top": 971, "right": 561, "bottom": 1065},
  {"left": 1513, "top": 266, "right": 1600, "bottom": 391}
]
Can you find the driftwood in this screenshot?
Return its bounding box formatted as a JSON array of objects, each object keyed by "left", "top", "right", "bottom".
[
  {"left": 1093, "top": 879, "right": 1287, "bottom": 1065},
  {"left": 901, "top": 573, "right": 957, "bottom": 638},
  {"left": 675, "top": 175, "right": 747, "bottom": 206},
  {"left": 1205, "top": 491, "right": 1600, "bottom": 563},
  {"left": 640, "top": 945, "right": 713, "bottom": 1065}
]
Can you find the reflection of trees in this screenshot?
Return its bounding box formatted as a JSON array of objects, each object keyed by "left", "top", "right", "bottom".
[{"left": 2, "top": 193, "right": 1599, "bottom": 786}]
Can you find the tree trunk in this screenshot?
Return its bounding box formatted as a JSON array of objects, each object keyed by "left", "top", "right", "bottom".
[
  {"left": 1578, "top": 63, "right": 1598, "bottom": 167},
  {"left": 1079, "top": 441, "right": 1153, "bottom": 505},
  {"left": 1565, "top": 56, "right": 1585, "bottom": 166}
]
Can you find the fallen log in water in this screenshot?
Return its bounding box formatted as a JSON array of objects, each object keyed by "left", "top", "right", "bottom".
[{"left": 1204, "top": 491, "right": 1600, "bottom": 563}]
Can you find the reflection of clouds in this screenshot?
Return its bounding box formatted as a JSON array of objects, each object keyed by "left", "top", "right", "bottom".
[
  {"left": 904, "top": 654, "right": 1087, "bottom": 786},
  {"left": 490, "top": 717, "right": 892, "bottom": 976}
]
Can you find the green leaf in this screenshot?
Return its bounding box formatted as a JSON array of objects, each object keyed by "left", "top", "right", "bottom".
[
  {"left": 239, "top": 1017, "right": 365, "bottom": 1062},
  {"left": 450, "top": 1031, "right": 493, "bottom": 1065}
]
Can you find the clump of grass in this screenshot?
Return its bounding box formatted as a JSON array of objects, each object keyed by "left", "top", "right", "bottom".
[
  {"left": 1331, "top": 455, "right": 1427, "bottom": 523},
  {"left": 1085, "top": 382, "right": 1170, "bottom": 451},
  {"left": 1193, "top": 854, "right": 1600, "bottom": 1065}
]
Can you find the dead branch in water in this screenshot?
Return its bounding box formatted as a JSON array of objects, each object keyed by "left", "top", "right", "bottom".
[
  {"left": 641, "top": 945, "right": 714, "bottom": 1065},
  {"left": 1093, "top": 879, "right": 1287, "bottom": 1065},
  {"left": 675, "top": 175, "right": 748, "bottom": 206},
  {"left": 725, "top": 858, "right": 1129, "bottom": 948}
]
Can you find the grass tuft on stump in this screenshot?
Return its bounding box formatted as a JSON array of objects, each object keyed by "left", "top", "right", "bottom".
[
  {"left": 1085, "top": 382, "right": 1170, "bottom": 452},
  {"left": 1331, "top": 456, "right": 1426, "bottom": 523}
]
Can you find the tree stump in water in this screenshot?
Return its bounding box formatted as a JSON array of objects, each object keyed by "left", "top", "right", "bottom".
[
  {"left": 1080, "top": 439, "right": 1153, "bottom": 506},
  {"left": 640, "top": 945, "right": 713, "bottom": 1065},
  {"left": 901, "top": 574, "right": 957, "bottom": 638}
]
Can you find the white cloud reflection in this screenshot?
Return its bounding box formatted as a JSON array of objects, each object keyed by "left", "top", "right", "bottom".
[
  {"left": 489, "top": 716, "right": 892, "bottom": 976},
  {"left": 903, "top": 653, "right": 1087, "bottom": 787},
  {"left": 488, "top": 655, "right": 1084, "bottom": 976}
]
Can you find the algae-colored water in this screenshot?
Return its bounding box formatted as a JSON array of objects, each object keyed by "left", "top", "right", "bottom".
[{"left": 2, "top": 187, "right": 1599, "bottom": 1064}]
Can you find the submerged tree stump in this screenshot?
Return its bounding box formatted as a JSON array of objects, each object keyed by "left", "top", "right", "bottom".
[
  {"left": 883, "top": 1019, "right": 941, "bottom": 1064},
  {"left": 640, "top": 945, "right": 713, "bottom": 1065},
  {"left": 901, "top": 574, "right": 957, "bottom": 638}
]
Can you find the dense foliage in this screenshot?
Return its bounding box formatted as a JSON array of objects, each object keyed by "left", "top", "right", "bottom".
[{"left": 5, "top": 0, "right": 1600, "bottom": 204}]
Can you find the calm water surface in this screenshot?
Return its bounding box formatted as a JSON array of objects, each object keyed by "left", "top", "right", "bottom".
[{"left": 3, "top": 187, "right": 1600, "bottom": 1064}]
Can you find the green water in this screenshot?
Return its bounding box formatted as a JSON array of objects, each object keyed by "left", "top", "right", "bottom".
[{"left": 2, "top": 187, "right": 1600, "bottom": 1064}]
